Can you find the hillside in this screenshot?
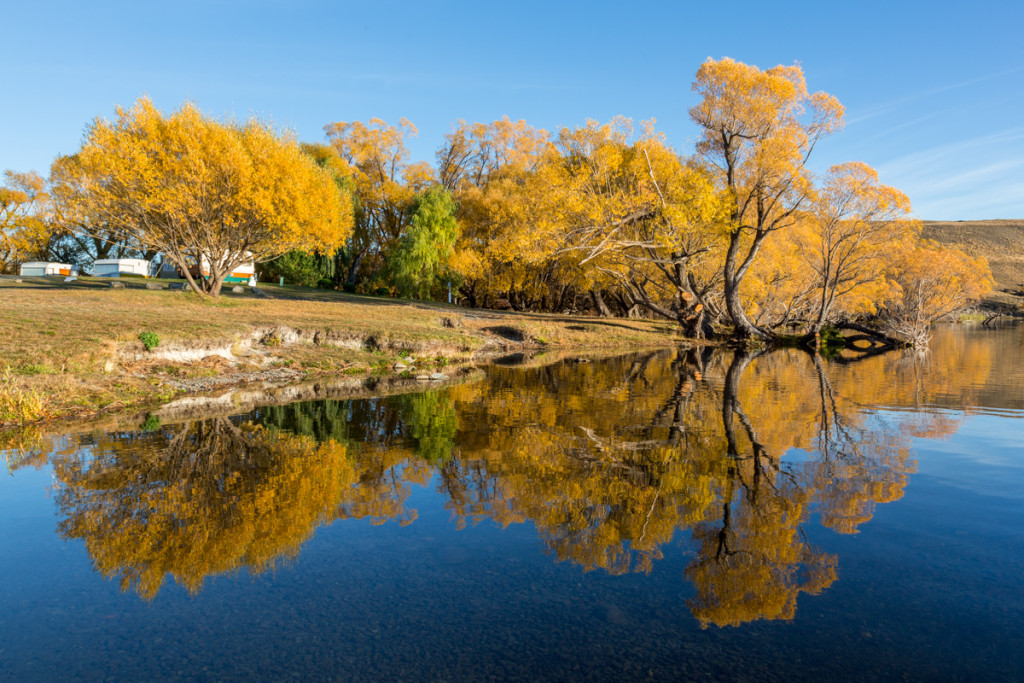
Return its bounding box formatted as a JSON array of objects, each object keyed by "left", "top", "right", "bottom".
[{"left": 923, "top": 219, "right": 1024, "bottom": 305}]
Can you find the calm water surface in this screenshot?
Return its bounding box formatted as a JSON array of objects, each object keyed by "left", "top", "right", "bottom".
[{"left": 2, "top": 325, "right": 1023, "bottom": 681}]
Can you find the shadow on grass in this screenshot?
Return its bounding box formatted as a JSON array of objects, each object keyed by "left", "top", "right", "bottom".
[{"left": 0, "top": 276, "right": 678, "bottom": 332}]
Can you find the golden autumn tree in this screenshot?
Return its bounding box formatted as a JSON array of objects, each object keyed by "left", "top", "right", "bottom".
[
  {"left": 801, "top": 162, "right": 915, "bottom": 336},
  {"left": 547, "top": 119, "right": 726, "bottom": 336},
  {"left": 435, "top": 117, "right": 551, "bottom": 308},
  {"left": 49, "top": 154, "right": 164, "bottom": 267},
  {"left": 736, "top": 162, "right": 917, "bottom": 335},
  {"left": 691, "top": 57, "right": 844, "bottom": 339},
  {"left": 0, "top": 170, "right": 51, "bottom": 273},
  {"left": 52, "top": 97, "right": 352, "bottom": 296},
  {"left": 879, "top": 240, "right": 994, "bottom": 346},
  {"left": 324, "top": 118, "right": 435, "bottom": 286}
]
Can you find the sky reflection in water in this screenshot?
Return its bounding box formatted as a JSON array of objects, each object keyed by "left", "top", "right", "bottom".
[{"left": 1, "top": 325, "right": 1022, "bottom": 680}]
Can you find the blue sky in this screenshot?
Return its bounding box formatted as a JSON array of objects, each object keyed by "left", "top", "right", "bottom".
[{"left": 3, "top": 0, "right": 1022, "bottom": 219}]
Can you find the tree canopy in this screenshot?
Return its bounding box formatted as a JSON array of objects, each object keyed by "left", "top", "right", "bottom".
[
  {"left": 0, "top": 170, "right": 50, "bottom": 273},
  {"left": 6, "top": 59, "right": 994, "bottom": 339},
  {"left": 50, "top": 98, "right": 353, "bottom": 295}
]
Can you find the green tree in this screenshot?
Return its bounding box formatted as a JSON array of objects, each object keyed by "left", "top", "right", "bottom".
[
  {"left": 388, "top": 186, "right": 460, "bottom": 299},
  {"left": 261, "top": 250, "right": 324, "bottom": 287}
]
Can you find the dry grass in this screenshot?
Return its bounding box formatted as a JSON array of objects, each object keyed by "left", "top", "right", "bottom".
[
  {"left": 0, "top": 371, "right": 46, "bottom": 424},
  {"left": 0, "top": 276, "right": 682, "bottom": 425}
]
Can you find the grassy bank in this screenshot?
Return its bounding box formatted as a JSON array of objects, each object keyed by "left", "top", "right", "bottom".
[{"left": 0, "top": 276, "right": 682, "bottom": 427}]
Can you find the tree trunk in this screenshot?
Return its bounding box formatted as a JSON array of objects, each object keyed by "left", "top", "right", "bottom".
[
  {"left": 720, "top": 233, "right": 761, "bottom": 339},
  {"left": 345, "top": 250, "right": 366, "bottom": 286},
  {"left": 461, "top": 284, "right": 477, "bottom": 308},
  {"left": 680, "top": 301, "right": 714, "bottom": 340},
  {"left": 506, "top": 288, "right": 521, "bottom": 311},
  {"left": 208, "top": 276, "right": 225, "bottom": 297},
  {"left": 556, "top": 286, "right": 572, "bottom": 313},
  {"left": 591, "top": 290, "right": 612, "bottom": 317}
]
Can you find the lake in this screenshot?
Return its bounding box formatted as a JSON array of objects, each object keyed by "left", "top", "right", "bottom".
[{"left": 2, "top": 325, "right": 1023, "bottom": 681}]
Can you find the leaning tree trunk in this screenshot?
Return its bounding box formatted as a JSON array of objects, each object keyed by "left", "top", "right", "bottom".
[
  {"left": 722, "top": 230, "right": 771, "bottom": 341},
  {"left": 591, "top": 290, "right": 612, "bottom": 317},
  {"left": 345, "top": 250, "right": 366, "bottom": 286},
  {"left": 207, "top": 275, "right": 226, "bottom": 297}
]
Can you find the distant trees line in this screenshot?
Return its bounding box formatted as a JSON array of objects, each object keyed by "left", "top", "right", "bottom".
[{"left": 0, "top": 58, "right": 992, "bottom": 345}]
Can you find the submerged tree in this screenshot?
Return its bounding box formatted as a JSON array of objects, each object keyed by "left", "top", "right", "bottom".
[{"left": 51, "top": 97, "right": 353, "bottom": 295}]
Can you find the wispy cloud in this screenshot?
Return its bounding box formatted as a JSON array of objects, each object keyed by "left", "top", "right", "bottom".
[
  {"left": 846, "top": 65, "right": 1024, "bottom": 125},
  {"left": 875, "top": 127, "right": 1024, "bottom": 219},
  {"left": 877, "top": 127, "right": 1024, "bottom": 175}
]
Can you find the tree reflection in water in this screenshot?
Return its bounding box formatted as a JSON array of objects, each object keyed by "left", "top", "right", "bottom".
[{"left": 45, "top": 346, "right": 970, "bottom": 625}]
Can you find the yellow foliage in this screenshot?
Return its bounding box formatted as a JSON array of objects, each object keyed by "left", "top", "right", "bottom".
[
  {"left": 53, "top": 421, "right": 358, "bottom": 599},
  {"left": 880, "top": 240, "right": 995, "bottom": 344},
  {"left": 51, "top": 97, "right": 352, "bottom": 294},
  {"left": 324, "top": 117, "right": 434, "bottom": 270},
  {"left": 690, "top": 57, "right": 845, "bottom": 337},
  {"left": 0, "top": 170, "right": 51, "bottom": 273},
  {"left": 436, "top": 117, "right": 553, "bottom": 301},
  {"left": 36, "top": 338, "right": 993, "bottom": 624}
]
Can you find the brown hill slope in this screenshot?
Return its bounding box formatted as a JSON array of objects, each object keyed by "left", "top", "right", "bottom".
[{"left": 922, "top": 220, "right": 1024, "bottom": 305}]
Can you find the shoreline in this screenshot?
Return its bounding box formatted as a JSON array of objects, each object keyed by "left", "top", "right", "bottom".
[
  {"left": 5, "top": 268, "right": 1017, "bottom": 435},
  {"left": 0, "top": 276, "right": 686, "bottom": 431}
]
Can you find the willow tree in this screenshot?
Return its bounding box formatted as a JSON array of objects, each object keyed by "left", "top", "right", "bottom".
[
  {"left": 324, "top": 118, "right": 434, "bottom": 286},
  {"left": 549, "top": 119, "right": 725, "bottom": 336},
  {"left": 690, "top": 58, "right": 844, "bottom": 339},
  {"left": 801, "top": 162, "right": 915, "bottom": 336},
  {"left": 52, "top": 98, "right": 352, "bottom": 296},
  {"left": 388, "top": 186, "right": 461, "bottom": 299}
]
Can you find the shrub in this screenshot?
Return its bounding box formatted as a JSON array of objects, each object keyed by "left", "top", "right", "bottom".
[
  {"left": 141, "top": 414, "right": 162, "bottom": 432},
  {"left": 819, "top": 325, "right": 846, "bottom": 351},
  {"left": 0, "top": 372, "right": 46, "bottom": 424},
  {"left": 261, "top": 250, "right": 328, "bottom": 288},
  {"left": 139, "top": 331, "right": 160, "bottom": 351}
]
